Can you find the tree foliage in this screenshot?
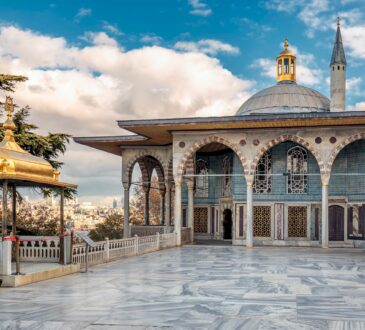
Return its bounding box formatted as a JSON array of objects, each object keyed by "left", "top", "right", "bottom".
[
  {"left": 0, "top": 74, "right": 27, "bottom": 92},
  {"left": 89, "top": 213, "right": 123, "bottom": 241},
  {"left": 0, "top": 74, "right": 76, "bottom": 199},
  {"left": 129, "top": 175, "right": 162, "bottom": 225}
]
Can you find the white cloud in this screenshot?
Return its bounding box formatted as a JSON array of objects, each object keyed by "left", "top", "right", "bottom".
[
  {"left": 347, "top": 77, "right": 362, "bottom": 95},
  {"left": 82, "top": 32, "right": 119, "bottom": 47},
  {"left": 188, "top": 0, "right": 212, "bottom": 17},
  {"left": 75, "top": 8, "right": 92, "bottom": 21},
  {"left": 342, "top": 25, "right": 365, "bottom": 60},
  {"left": 0, "top": 25, "right": 253, "bottom": 197},
  {"left": 140, "top": 34, "right": 163, "bottom": 45},
  {"left": 102, "top": 22, "right": 123, "bottom": 36},
  {"left": 348, "top": 102, "right": 365, "bottom": 111},
  {"left": 174, "top": 39, "right": 240, "bottom": 56}
]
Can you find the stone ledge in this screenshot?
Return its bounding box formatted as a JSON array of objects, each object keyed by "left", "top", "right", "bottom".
[{"left": 0, "top": 263, "right": 80, "bottom": 288}]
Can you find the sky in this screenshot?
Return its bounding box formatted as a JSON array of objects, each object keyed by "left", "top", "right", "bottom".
[{"left": 0, "top": 0, "right": 365, "bottom": 205}]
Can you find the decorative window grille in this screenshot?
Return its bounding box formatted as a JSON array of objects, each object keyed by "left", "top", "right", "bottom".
[
  {"left": 195, "top": 159, "right": 209, "bottom": 198},
  {"left": 288, "top": 206, "right": 307, "bottom": 238},
  {"left": 194, "top": 207, "right": 208, "bottom": 233},
  {"left": 287, "top": 146, "right": 308, "bottom": 194},
  {"left": 253, "top": 206, "right": 271, "bottom": 237},
  {"left": 254, "top": 151, "right": 272, "bottom": 194},
  {"left": 222, "top": 155, "right": 232, "bottom": 197}
]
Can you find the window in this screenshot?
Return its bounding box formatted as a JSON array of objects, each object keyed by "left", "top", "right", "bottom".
[
  {"left": 254, "top": 151, "right": 272, "bottom": 194},
  {"left": 290, "top": 59, "right": 294, "bottom": 74},
  {"left": 287, "top": 146, "right": 308, "bottom": 194},
  {"left": 278, "top": 60, "right": 282, "bottom": 75},
  {"left": 284, "top": 58, "right": 289, "bottom": 73},
  {"left": 195, "top": 159, "right": 209, "bottom": 198},
  {"left": 338, "top": 65, "right": 340, "bottom": 70}
]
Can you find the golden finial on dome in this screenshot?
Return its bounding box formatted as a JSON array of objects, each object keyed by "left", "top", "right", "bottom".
[
  {"left": 276, "top": 38, "right": 296, "bottom": 83},
  {"left": 284, "top": 38, "right": 289, "bottom": 50}
]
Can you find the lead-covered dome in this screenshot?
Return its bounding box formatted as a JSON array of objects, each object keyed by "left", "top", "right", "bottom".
[{"left": 236, "top": 81, "right": 330, "bottom": 116}]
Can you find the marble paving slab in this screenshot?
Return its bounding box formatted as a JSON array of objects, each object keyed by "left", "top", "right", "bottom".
[{"left": 1, "top": 246, "right": 365, "bottom": 329}]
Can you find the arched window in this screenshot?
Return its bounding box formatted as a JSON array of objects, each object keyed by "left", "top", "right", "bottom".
[
  {"left": 290, "top": 59, "right": 295, "bottom": 74},
  {"left": 278, "top": 60, "right": 282, "bottom": 75},
  {"left": 284, "top": 58, "right": 289, "bottom": 73},
  {"left": 222, "top": 155, "right": 232, "bottom": 197},
  {"left": 195, "top": 159, "right": 209, "bottom": 198},
  {"left": 254, "top": 151, "right": 272, "bottom": 194},
  {"left": 287, "top": 146, "right": 308, "bottom": 194}
]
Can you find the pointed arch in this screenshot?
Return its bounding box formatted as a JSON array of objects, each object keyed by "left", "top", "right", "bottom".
[
  {"left": 176, "top": 135, "right": 248, "bottom": 184},
  {"left": 251, "top": 134, "right": 324, "bottom": 174},
  {"left": 327, "top": 133, "right": 365, "bottom": 173}
]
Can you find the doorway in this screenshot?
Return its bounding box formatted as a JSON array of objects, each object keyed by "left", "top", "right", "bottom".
[
  {"left": 329, "top": 205, "right": 344, "bottom": 241},
  {"left": 223, "top": 209, "right": 232, "bottom": 240}
]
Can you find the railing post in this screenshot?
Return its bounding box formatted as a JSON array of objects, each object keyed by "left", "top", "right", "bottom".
[
  {"left": 0, "top": 239, "right": 12, "bottom": 276},
  {"left": 134, "top": 235, "right": 139, "bottom": 256},
  {"left": 156, "top": 232, "right": 160, "bottom": 250},
  {"left": 105, "top": 237, "right": 110, "bottom": 261}
]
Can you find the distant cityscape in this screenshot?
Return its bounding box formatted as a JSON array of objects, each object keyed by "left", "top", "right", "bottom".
[{"left": 20, "top": 196, "right": 124, "bottom": 231}]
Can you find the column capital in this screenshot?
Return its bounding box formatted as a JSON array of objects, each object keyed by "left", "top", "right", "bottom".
[
  {"left": 321, "top": 172, "right": 331, "bottom": 186},
  {"left": 122, "top": 181, "right": 131, "bottom": 191},
  {"left": 245, "top": 174, "right": 254, "bottom": 186},
  {"left": 186, "top": 179, "right": 194, "bottom": 190}
]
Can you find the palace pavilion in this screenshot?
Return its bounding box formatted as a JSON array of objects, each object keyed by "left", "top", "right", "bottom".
[{"left": 75, "top": 20, "right": 365, "bottom": 248}]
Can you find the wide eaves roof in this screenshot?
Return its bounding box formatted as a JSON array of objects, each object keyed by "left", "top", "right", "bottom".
[{"left": 74, "top": 111, "right": 365, "bottom": 156}]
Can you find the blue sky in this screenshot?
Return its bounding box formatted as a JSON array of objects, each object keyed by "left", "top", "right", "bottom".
[{"left": 0, "top": 0, "right": 364, "bottom": 203}]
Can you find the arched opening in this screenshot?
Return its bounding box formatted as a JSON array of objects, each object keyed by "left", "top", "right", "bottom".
[
  {"left": 223, "top": 209, "right": 232, "bottom": 240},
  {"left": 253, "top": 141, "right": 321, "bottom": 241},
  {"left": 329, "top": 139, "right": 365, "bottom": 241},
  {"left": 179, "top": 140, "right": 246, "bottom": 243},
  {"left": 128, "top": 155, "right": 166, "bottom": 227}
]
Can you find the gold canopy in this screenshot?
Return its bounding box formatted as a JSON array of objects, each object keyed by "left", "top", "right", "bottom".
[{"left": 0, "top": 96, "right": 76, "bottom": 188}]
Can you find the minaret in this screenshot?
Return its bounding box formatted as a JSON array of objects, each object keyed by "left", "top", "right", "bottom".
[{"left": 330, "top": 17, "right": 346, "bottom": 112}]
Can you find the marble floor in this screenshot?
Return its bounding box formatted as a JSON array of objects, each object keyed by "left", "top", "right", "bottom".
[{"left": 1, "top": 246, "right": 365, "bottom": 329}]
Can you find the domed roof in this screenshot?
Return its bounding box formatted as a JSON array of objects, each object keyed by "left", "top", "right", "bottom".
[{"left": 236, "top": 81, "right": 330, "bottom": 116}]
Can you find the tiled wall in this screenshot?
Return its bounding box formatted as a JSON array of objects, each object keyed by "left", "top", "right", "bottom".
[{"left": 182, "top": 140, "right": 365, "bottom": 204}]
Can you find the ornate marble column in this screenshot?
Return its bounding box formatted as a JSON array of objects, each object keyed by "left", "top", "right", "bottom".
[
  {"left": 160, "top": 190, "right": 165, "bottom": 225},
  {"left": 246, "top": 179, "right": 254, "bottom": 248},
  {"left": 123, "top": 185, "right": 130, "bottom": 238},
  {"left": 165, "top": 183, "right": 171, "bottom": 227},
  {"left": 174, "top": 182, "right": 182, "bottom": 246},
  {"left": 321, "top": 182, "right": 329, "bottom": 248},
  {"left": 187, "top": 180, "right": 194, "bottom": 243},
  {"left": 143, "top": 186, "right": 150, "bottom": 225}
]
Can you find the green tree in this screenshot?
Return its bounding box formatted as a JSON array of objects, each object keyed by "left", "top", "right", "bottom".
[
  {"left": 89, "top": 214, "right": 124, "bottom": 241},
  {"left": 0, "top": 74, "right": 76, "bottom": 199}
]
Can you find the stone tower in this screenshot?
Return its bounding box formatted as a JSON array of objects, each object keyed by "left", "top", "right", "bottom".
[{"left": 330, "top": 17, "right": 347, "bottom": 112}]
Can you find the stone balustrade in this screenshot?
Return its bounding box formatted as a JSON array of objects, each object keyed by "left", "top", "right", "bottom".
[
  {"left": 19, "top": 236, "right": 60, "bottom": 262},
  {"left": 130, "top": 225, "right": 173, "bottom": 237},
  {"left": 72, "top": 232, "right": 178, "bottom": 267}
]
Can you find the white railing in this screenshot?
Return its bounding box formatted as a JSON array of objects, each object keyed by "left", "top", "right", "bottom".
[
  {"left": 130, "top": 225, "right": 173, "bottom": 237},
  {"left": 72, "top": 232, "right": 177, "bottom": 267},
  {"left": 19, "top": 236, "right": 60, "bottom": 262}
]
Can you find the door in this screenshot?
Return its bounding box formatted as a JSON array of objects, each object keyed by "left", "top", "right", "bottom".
[
  {"left": 223, "top": 209, "right": 232, "bottom": 239},
  {"left": 329, "top": 205, "right": 344, "bottom": 241}
]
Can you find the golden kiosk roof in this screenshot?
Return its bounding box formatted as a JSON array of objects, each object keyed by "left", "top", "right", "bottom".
[{"left": 0, "top": 97, "right": 77, "bottom": 188}]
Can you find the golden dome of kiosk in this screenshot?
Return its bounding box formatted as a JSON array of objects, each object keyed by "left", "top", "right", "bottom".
[{"left": 0, "top": 96, "right": 76, "bottom": 188}]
